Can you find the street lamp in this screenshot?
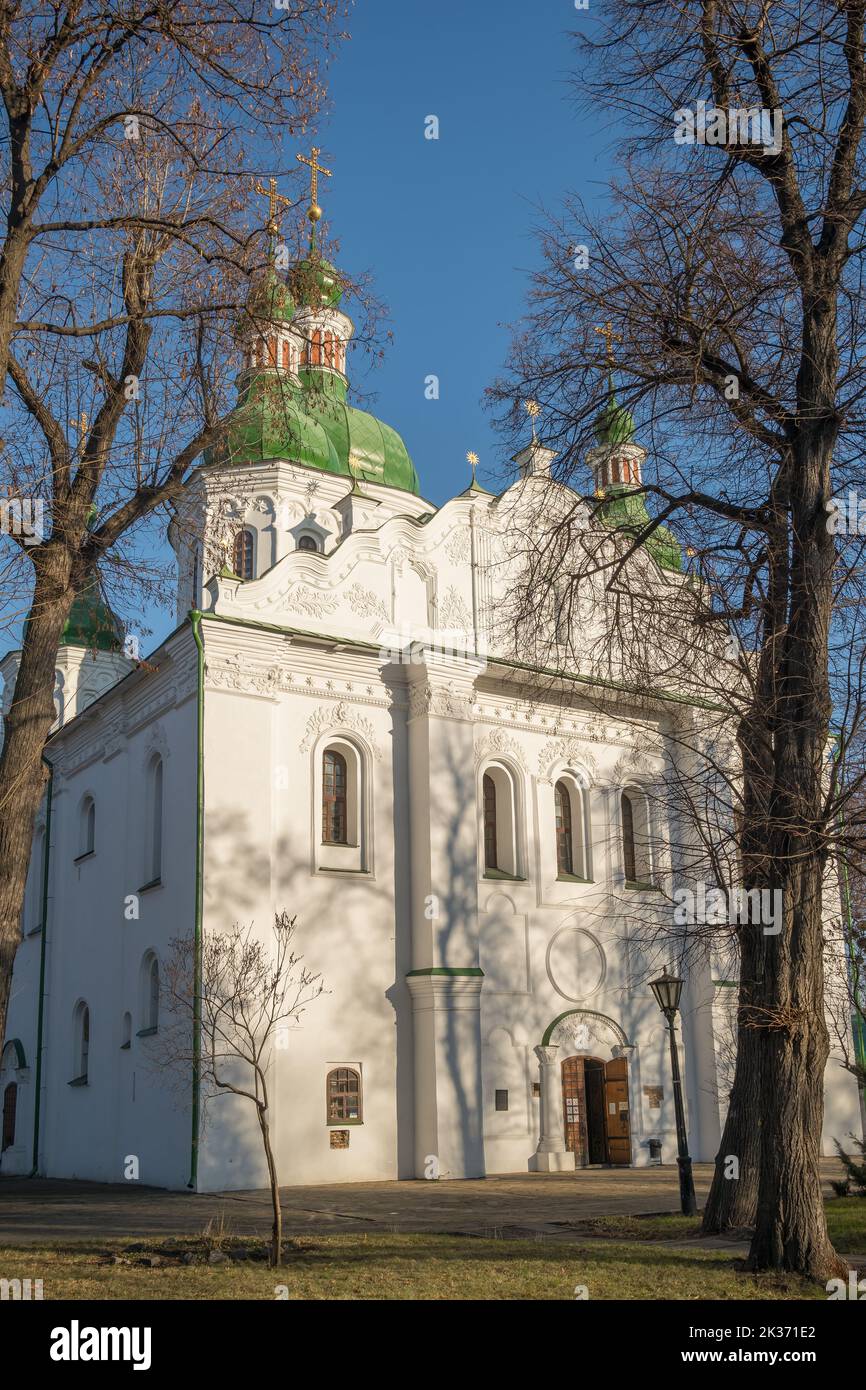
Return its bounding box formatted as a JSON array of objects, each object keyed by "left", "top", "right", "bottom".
[{"left": 649, "top": 966, "right": 697, "bottom": 1216}]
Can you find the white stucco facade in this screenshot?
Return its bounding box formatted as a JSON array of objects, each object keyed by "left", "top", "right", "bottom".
[{"left": 1, "top": 437, "right": 861, "bottom": 1193}]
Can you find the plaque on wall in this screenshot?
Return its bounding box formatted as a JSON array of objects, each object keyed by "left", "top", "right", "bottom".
[
  {"left": 330, "top": 1129, "right": 350, "bottom": 1149},
  {"left": 643, "top": 1085, "right": 664, "bottom": 1109}
]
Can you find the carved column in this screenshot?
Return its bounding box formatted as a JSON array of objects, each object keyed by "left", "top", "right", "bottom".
[{"left": 530, "top": 1043, "right": 574, "bottom": 1172}]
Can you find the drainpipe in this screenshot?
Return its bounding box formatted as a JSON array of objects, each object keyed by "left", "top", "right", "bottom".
[
  {"left": 29, "top": 754, "right": 53, "bottom": 1176},
  {"left": 188, "top": 611, "right": 205, "bottom": 1188}
]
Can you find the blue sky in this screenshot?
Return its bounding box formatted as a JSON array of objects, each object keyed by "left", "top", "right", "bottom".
[
  {"left": 4, "top": 1, "right": 614, "bottom": 659},
  {"left": 324, "top": 0, "right": 608, "bottom": 505}
]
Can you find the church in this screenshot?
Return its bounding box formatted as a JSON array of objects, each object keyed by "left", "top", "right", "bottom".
[{"left": 1, "top": 164, "right": 861, "bottom": 1191}]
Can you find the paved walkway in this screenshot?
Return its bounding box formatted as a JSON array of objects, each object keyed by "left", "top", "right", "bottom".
[{"left": 0, "top": 1160, "right": 846, "bottom": 1245}]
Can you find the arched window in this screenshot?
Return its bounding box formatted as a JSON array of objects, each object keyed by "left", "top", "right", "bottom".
[
  {"left": 77, "top": 796, "right": 95, "bottom": 859},
  {"left": 146, "top": 756, "right": 163, "bottom": 885},
  {"left": 2, "top": 1082, "right": 16, "bottom": 1151},
  {"left": 322, "top": 750, "right": 348, "bottom": 844},
  {"left": 621, "top": 789, "right": 652, "bottom": 885},
  {"left": 326, "top": 1067, "right": 362, "bottom": 1123},
  {"left": 483, "top": 773, "right": 498, "bottom": 871},
  {"left": 139, "top": 954, "right": 159, "bottom": 1034},
  {"left": 72, "top": 1002, "right": 90, "bottom": 1085},
  {"left": 555, "top": 781, "right": 574, "bottom": 876},
  {"left": 121, "top": 1012, "right": 132, "bottom": 1051},
  {"left": 232, "top": 529, "right": 254, "bottom": 580},
  {"left": 282, "top": 339, "right": 290, "bottom": 369},
  {"left": 621, "top": 791, "right": 636, "bottom": 882},
  {"left": 298, "top": 534, "right": 320, "bottom": 553}
]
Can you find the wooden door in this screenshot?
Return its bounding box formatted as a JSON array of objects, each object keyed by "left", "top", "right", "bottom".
[
  {"left": 584, "top": 1059, "right": 608, "bottom": 1164},
  {"left": 561, "top": 1056, "right": 586, "bottom": 1162},
  {"left": 603, "top": 1057, "right": 631, "bottom": 1165}
]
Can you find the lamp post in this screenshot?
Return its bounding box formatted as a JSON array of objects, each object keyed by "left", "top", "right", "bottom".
[{"left": 649, "top": 967, "right": 697, "bottom": 1216}]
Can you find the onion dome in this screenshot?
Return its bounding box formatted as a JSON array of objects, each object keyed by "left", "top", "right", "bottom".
[
  {"left": 60, "top": 577, "right": 124, "bottom": 651},
  {"left": 206, "top": 375, "right": 341, "bottom": 474},
  {"left": 597, "top": 490, "right": 683, "bottom": 574},
  {"left": 299, "top": 371, "right": 419, "bottom": 494},
  {"left": 593, "top": 388, "right": 635, "bottom": 447},
  {"left": 290, "top": 249, "right": 343, "bottom": 309},
  {"left": 245, "top": 264, "right": 295, "bottom": 325}
]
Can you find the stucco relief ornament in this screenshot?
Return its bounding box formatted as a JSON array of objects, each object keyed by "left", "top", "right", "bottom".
[
  {"left": 299, "top": 702, "right": 381, "bottom": 759},
  {"left": 612, "top": 746, "right": 665, "bottom": 784},
  {"left": 550, "top": 1010, "right": 629, "bottom": 1051},
  {"left": 444, "top": 527, "right": 472, "bottom": 565},
  {"left": 345, "top": 583, "right": 390, "bottom": 623},
  {"left": 474, "top": 726, "right": 528, "bottom": 771},
  {"left": 537, "top": 738, "right": 599, "bottom": 783},
  {"left": 253, "top": 495, "right": 275, "bottom": 516},
  {"left": 408, "top": 682, "right": 473, "bottom": 721},
  {"left": 438, "top": 586, "right": 472, "bottom": 632},
  {"left": 258, "top": 582, "right": 339, "bottom": 617}
]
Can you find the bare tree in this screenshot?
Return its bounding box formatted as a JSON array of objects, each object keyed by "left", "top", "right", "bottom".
[
  {"left": 159, "top": 911, "right": 325, "bottom": 1267},
  {"left": 0, "top": 0, "right": 351, "bottom": 1047},
  {"left": 488, "top": 0, "right": 866, "bottom": 1278}
]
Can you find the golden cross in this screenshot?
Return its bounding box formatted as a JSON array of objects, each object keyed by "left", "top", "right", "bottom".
[
  {"left": 296, "top": 146, "right": 332, "bottom": 223},
  {"left": 466, "top": 450, "right": 479, "bottom": 485},
  {"left": 524, "top": 399, "right": 540, "bottom": 442},
  {"left": 594, "top": 321, "right": 623, "bottom": 365},
  {"left": 254, "top": 177, "right": 292, "bottom": 237}
]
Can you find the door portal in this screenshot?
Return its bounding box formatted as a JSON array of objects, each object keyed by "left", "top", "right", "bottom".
[{"left": 561, "top": 1055, "right": 632, "bottom": 1166}]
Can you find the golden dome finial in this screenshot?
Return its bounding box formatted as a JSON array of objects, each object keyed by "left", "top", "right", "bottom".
[
  {"left": 254, "top": 177, "right": 292, "bottom": 240},
  {"left": 297, "top": 146, "right": 332, "bottom": 226},
  {"left": 524, "top": 398, "right": 540, "bottom": 442},
  {"left": 466, "top": 450, "right": 479, "bottom": 487}
]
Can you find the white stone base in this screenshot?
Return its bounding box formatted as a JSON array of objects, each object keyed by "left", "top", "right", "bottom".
[{"left": 529, "top": 1151, "right": 575, "bottom": 1173}]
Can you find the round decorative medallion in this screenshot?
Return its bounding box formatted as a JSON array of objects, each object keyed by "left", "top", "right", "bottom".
[{"left": 546, "top": 927, "right": 606, "bottom": 1002}]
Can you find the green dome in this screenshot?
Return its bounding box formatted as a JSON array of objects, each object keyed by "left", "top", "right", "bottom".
[
  {"left": 206, "top": 374, "right": 341, "bottom": 473},
  {"left": 207, "top": 370, "right": 420, "bottom": 494},
  {"left": 290, "top": 251, "right": 343, "bottom": 309},
  {"left": 61, "top": 578, "right": 124, "bottom": 651},
  {"left": 599, "top": 488, "right": 683, "bottom": 573},
  {"left": 300, "top": 371, "right": 419, "bottom": 493},
  {"left": 594, "top": 393, "right": 635, "bottom": 446},
  {"left": 245, "top": 264, "right": 295, "bottom": 324}
]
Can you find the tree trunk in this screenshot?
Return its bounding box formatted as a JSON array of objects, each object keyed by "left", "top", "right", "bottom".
[
  {"left": 701, "top": 949, "right": 763, "bottom": 1232},
  {"left": 745, "top": 301, "right": 843, "bottom": 1277},
  {"left": 0, "top": 550, "right": 74, "bottom": 1046},
  {"left": 257, "top": 1104, "right": 282, "bottom": 1267},
  {"left": 748, "top": 860, "right": 843, "bottom": 1277}
]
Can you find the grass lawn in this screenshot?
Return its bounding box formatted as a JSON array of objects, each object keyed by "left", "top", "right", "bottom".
[
  {"left": 560, "top": 1196, "right": 866, "bottom": 1254},
  {"left": 0, "top": 1224, "right": 859, "bottom": 1300},
  {"left": 2, "top": 1199, "right": 861, "bottom": 1301}
]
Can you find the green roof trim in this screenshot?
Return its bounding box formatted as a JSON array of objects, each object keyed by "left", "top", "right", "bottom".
[{"left": 2, "top": 1037, "right": 27, "bottom": 1068}]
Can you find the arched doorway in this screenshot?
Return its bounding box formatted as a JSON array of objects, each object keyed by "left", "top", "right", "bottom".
[{"left": 560, "top": 1054, "right": 632, "bottom": 1167}]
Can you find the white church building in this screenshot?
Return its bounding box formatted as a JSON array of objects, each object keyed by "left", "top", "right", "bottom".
[{"left": 1, "top": 208, "right": 861, "bottom": 1192}]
